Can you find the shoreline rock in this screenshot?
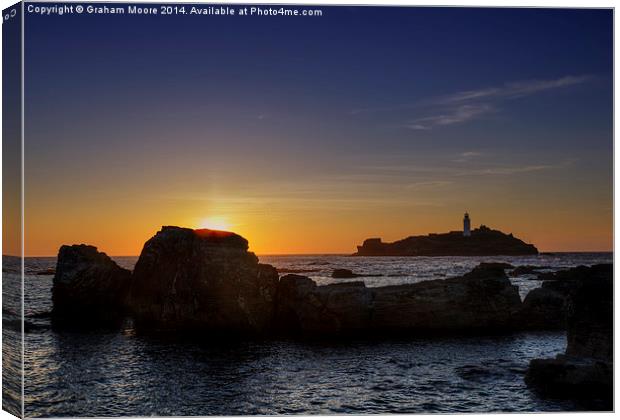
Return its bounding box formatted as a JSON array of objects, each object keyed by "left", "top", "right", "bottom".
[
  {"left": 524, "top": 264, "right": 612, "bottom": 409},
  {"left": 52, "top": 244, "right": 131, "bottom": 327},
  {"left": 518, "top": 264, "right": 612, "bottom": 330},
  {"left": 276, "top": 263, "right": 522, "bottom": 336},
  {"left": 508, "top": 265, "right": 550, "bottom": 277},
  {"left": 128, "top": 226, "right": 279, "bottom": 333}
]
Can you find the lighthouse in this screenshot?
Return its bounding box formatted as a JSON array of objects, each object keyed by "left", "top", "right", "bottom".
[{"left": 463, "top": 212, "right": 471, "bottom": 237}]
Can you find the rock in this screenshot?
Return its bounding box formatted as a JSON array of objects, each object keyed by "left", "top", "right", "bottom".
[
  {"left": 536, "top": 271, "right": 557, "bottom": 280},
  {"left": 128, "top": 226, "right": 279, "bottom": 334},
  {"left": 370, "top": 263, "right": 522, "bottom": 333},
  {"left": 35, "top": 268, "right": 56, "bottom": 275},
  {"left": 276, "top": 268, "right": 320, "bottom": 274},
  {"left": 275, "top": 274, "right": 372, "bottom": 334},
  {"left": 331, "top": 269, "right": 383, "bottom": 278},
  {"left": 525, "top": 264, "right": 612, "bottom": 409},
  {"left": 275, "top": 263, "right": 522, "bottom": 335},
  {"left": 519, "top": 285, "right": 568, "bottom": 330},
  {"left": 354, "top": 226, "right": 537, "bottom": 256},
  {"left": 478, "top": 262, "right": 514, "bottom": 270},
  {"left": 565, "top": 266, "right": 613, "bottom": 361},
  {"left": 525, "top": 356, "right": 612, "bottom": 408},
  {"left": 332, "top": 268, "right": 361, "bottom": 278},
  {"left": 508, "top": 265, "right": 549, "bottom": 276},
  {"left": 52, "top": 244, "right": 131, "bottom": 326},
  {"left": 520, "top": 264, "right": 612, "bottom": 330}
]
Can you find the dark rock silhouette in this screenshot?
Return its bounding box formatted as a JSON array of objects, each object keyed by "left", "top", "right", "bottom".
[
  {"left": 519, "top": 264, "right": 612, "bottom": 330},
  {"left": 331, "top": 269, "right": 383, "bottom": 278},
  {"left": 52, "top": 244, "right": 131, "bottom": 326},
  {"left": 477, "top": 262, "right": 514, "bottom": 270},
  {"left": 128, "top": 226, "right": 279, "bottom": 333},
  {"left": 276, "top": 267, "right": 320, "bottom": 274},
  {"left": 354, "top": 225, "right": 537, "bottom": 256},
  {"left": 332, "top": 268, "right": 360, "bottom": 278},
  {"left": 536, "top": 271, "right": 557, "bottom": 280},
  {"left": 276, "top": 275, "right": 372, "bottom": 334},
  {"left": 519, "top": 281, "right": 571, "bottom": 330},
  {"left": 508, "top": 265, "right": 550, "bottom": 276},
  {"left": 525, "top": 264, "right": 612, "bottom": 409},
  {"left": 276, "top": 263, "right": 522, "bottom": 335}
]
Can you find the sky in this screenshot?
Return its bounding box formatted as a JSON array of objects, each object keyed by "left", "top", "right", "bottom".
[{"left": 17, "top": 5, "right": 613, "bottom": 256}]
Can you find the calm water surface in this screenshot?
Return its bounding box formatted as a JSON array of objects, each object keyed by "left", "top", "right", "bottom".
[{"left": 4, "top": 253, "right": 611, "bottom": 416}]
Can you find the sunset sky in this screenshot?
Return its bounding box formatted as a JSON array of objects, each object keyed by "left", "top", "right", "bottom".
[{"left": 18, "top": 6, "right": 612, "bottom": 256}]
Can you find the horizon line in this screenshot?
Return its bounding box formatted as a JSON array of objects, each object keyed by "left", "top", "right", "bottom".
[{"left": 5, "top": 250, "right": 615, "bottom": 259}]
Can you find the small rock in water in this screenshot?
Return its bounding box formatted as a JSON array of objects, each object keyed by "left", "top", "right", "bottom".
[
  {"left": 277, "top": 268, "right": 320, "bottom": 274},
  {"left": 332, "top": 269, "right": 361, "bottom": 278},
  {"left": 478, "top": 262, "right": 514, "bottom": 270},
  {"left": 332, "top": 268, "right": 383, "bottom": 278},
  {"left": 509, "top": 265, "right": 549, "bottom": 277}
]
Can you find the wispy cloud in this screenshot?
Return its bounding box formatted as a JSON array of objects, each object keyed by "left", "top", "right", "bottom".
[
  {"left": 437, "top": 75, "right": 591, "bottom": 105},
  {"left": 453, "top": 151, "right": 484, "bottom": 162},
  {"left": 463, "top": 164, "right": 555, "bottom": 175},
  {"left": 407, "top": 104, "right": 494, "bottom": 130},
  {"left": 457, "top": 159, "right": 576, "bottom": 176},
  {"left": 409, "top": 75, "right": 590, "bottom": 130},
  {"left": 353, "top": 75, "right": 591, "bottom": 130},
  {"left": 357, "top": 156, "right": 576, "bottom": 179},
  {"left": 404, "top": 180, "right": 453, "bottom": 189}
]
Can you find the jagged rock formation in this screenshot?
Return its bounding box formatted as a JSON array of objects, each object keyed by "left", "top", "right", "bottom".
[
  {"left": 128, "top": 226, "right": 279, "bottom": 333},
  {"left": 518, "top": 264, "right": 612, "bottom": 330},
  {"left": 276, "top": 275, "right": 372, "bottom": 334},
  {"left": 518, "top": 281, "right": 571, "bottom": 330},
  {"left": 275, "top": 263, "right": 522, "bottom": 335},
  {"left": 524, "top": 264, "right": 612, "bottom": 409},
  {"left": 52, "top": 244, "right": 131, "bottom": 326},
  {"left": 354, "top": 225, "right": 537, "bottom": 256}
]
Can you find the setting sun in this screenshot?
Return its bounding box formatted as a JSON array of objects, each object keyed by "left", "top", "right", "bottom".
[{"left": 196, "top": 216, "right": 232, "bottom": 232}]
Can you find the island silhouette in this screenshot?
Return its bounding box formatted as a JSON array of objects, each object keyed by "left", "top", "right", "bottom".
[{"left": 355, "top": 213, "right": 538, "bottom": 256}]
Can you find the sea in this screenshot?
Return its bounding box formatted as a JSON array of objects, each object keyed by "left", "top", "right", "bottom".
[{"left": 2, "top": 252, "right": 613, "bottom": 417}]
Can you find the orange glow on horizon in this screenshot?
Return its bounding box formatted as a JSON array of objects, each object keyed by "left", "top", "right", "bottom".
[{"left": 20, "top": 170, "right": 612, "bottom": 257}]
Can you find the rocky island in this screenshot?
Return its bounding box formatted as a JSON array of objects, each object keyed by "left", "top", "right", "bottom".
[{"left": 355, "top": 215, "right": 538, "bottom": 256}]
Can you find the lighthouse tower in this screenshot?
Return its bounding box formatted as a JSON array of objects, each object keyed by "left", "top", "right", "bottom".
[{"left": 463, "top": 212, "right": 471, "bottom": 237}]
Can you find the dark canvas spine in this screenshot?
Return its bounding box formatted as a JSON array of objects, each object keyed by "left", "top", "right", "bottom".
[{"left": 2, "top": 2, "right": 24, "bottom": 418}]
